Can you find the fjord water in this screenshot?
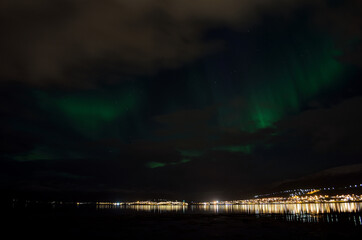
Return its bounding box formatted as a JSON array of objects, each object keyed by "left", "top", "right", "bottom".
[
  {"left": 94, "top": 202, "right": 362, "bottom": 225},
  {"left": 6, "top": 202, "right": 362, "bottom": 239}
]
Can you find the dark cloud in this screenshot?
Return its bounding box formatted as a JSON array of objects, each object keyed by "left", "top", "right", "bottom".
[
  {"left": 0, "top": 0, "right": 318, "bottom": 87},
  {"left": 152, "top": 106, "right": 266, "bottom": 152},
  {"left": 0, "top": 151, "right": 259, "bottom": 201},
  {"left": 314, "top": 0, "right": 362, "bottom": 67},
  {"left": 153, "top": 106, "right": 218, "bottom": 139},
  {"left": 276, "top": 96, "right": 362, "bottom": 155}
]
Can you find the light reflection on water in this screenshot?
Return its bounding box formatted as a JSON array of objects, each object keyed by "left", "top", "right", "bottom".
[
  {"left": 195, "top": 202, "right": 362, "bottom": 215},
  {"left": 98, "top": 202, "right": 362, "bottom": 214},
  {"left": 97, "top": 202, "right": 362, "bottom": 225},
  {"left": 98, "top": 204, "right": 187, "bottom": 214}
]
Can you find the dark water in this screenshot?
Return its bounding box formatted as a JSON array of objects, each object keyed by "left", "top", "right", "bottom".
[
  {"left": 6, "top": 202, "right": 362, "bottom": 239},
  {"left": 94, "top": 202, "right": 362, "bottom": 225}
]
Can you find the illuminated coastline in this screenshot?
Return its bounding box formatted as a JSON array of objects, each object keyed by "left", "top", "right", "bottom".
[
  {"left": 95, "top": 200, "right": 188, "bottom": 206},
  {"left": 193, "top": 194, "right": 362, "bottom": 206},
  {"left": 91, "top": 194, "right": 362, "bottom": 207}
]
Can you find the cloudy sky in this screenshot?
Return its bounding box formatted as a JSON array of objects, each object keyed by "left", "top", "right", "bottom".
[{"left": 1, "top": 0, "right": 361, "bottom": 201}]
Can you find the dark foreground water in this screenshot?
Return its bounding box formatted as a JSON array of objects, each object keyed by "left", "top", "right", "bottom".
[
  {"left": 5, "top": 202, "right": 362, "bottom": 239},
  {"left": 96, "top": 202, "right": 362, "bottom": 226},
  {"left": 96, "top": 202, "right": 362, "bottom": 225}
]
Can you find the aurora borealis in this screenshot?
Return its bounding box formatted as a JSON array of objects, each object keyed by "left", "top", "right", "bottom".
[
  {"left": 35, "top": 86, "right": 143, "bottom": 138},
  {"left": 1, "top": 0, "right": 362, "bottom": 201}
]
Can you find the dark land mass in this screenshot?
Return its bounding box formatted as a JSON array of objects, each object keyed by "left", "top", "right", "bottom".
[{"left": 4, "top": 207, "right": 361, "bottom": 240}]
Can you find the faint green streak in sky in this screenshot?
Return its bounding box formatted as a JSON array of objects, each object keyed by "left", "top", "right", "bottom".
[
  {"left": 214, "top": 145, "right": 253, "bottom": 154},
  {"left": 147, "top": 158, "right": 191, "bottom": 169},
  {"left": 147, "top": 161, "right": 167, "bottom": 169},
  {"left": 13, "top": 147, "right": 55, "bottom": 162}
]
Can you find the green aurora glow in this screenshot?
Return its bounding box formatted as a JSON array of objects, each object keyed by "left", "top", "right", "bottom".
[
  {"left": 247, "top": 41, "right": 343, "bottom": 130},
  {"left": 28, "top": 29, "right": 348, "bottom": 168},
  {"left": 147, "top": 161, "right": 166, "bottom": 169},
  {"left": 213, "top": 145, "right": 253, "bottom": 154},
  {"left": 147, "top": 158, "right": 191, "bottom": 169},
  {"left": 35, "top": 87, "right": 142, "bottom": 138},
  {"left": 216, "top": 36, "right": 345, "bottom": 132},
  {"left": 146, "top": 35, "right": 346, "bottom": 166}
]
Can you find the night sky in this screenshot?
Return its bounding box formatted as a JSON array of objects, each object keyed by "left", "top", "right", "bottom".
[{"left": 1, "top": 0, "right": 362, "bottom": 201}]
